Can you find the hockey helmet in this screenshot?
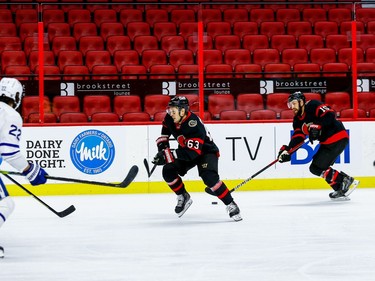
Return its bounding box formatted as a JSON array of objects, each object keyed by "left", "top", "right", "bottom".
[
  {"left": 0, "top": 77, "right": 23, "bottom": 109},
  {"left": 287, "top": 91, "right": 305, "bottom": 108},
  {"left": 168, "top": 96, "right": 190, "bottom": 112}
]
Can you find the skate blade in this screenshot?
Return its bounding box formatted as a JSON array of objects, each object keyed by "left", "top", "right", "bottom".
[
  {"left": 331, "top": 196, "right": 350, "bottom": 201},
  {"left": 177, "top": 199, "right": 193, "bottom": 218},
  {"left": 231, "top": 214, "right": 243, "bottom": 222},
  {"left": 345, "top": 179, "right": 360, "bottom": 197}
]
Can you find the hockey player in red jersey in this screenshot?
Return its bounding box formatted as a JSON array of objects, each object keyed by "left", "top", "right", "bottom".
[
  {"left": 0, "top": 78, "right": 48, "bottom": 258},
  {"left": 152, "top": 96, "right": 242, "bottom": 221},
  {"left": 278, "top": 91, "right": 359, "bottom": 200}
]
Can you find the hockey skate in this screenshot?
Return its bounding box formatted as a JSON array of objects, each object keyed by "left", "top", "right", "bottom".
[
  {"left": 226, "top": 201, "right": 242, "bottom": 222},
  {"left": 0, "top": 246, "right": 4, "bottom": 258},
  {"left": 175, "top": 193, "right": 193, "bottom": 218},
  {"left": 329, "top": 173, "right": 359, "bottom": 201}
]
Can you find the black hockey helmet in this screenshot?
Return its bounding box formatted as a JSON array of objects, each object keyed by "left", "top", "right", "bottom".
[
  {"left": 168, "top": 96, "right": 189, "bottom": 112},
  {"left": 288, "top": 91, "right": 306, "bottom": 106}
]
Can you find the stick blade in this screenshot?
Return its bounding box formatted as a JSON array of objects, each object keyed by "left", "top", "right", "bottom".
[
  {"left": 57, "top": 205, "right": 76, "bottom": 218},
  {"left": 118, "top": 165, "right": 139, "bottom": 188},
  {"left": 143, "top": 158, "right": 151, "bottom": 177}
]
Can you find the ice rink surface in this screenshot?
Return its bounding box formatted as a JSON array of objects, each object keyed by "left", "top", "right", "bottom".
[{"left": 1, "top": 188, "right": 375, "bottom": 281}]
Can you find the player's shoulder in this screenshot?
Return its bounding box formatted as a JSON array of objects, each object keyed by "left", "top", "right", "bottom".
[
  {"left": 0, "top": 102, "right": 22, "bottom": 125},
  {"left": 185, "top": 111, "right": 202, "bottom": 127}
]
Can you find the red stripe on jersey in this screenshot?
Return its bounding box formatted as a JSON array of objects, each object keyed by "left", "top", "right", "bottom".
[
  {"left": 320, "top": 130, "right": 348, "bottom": 145},
  {"left": 186, "top": 137, "right": 204, "bottom": 155}
]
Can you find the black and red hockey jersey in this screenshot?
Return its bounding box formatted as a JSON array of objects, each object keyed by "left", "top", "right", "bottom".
[
  {"left": 161, "top": 111, "right": 219, "bottom": 161},
  {"left": 289, "top": 99, "right": 348, "bottom": 148}
]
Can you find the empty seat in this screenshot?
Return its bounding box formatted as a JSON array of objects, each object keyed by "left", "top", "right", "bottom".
[
  {"left": 250, "top": 8, "right": 275, "bottom": 25},
  {"left": 145, "top": 9, "right": 168, "bottom": 27},
  {"left": 233, "top": 21, "right": 258, "bottom": 39},
  {"left": 121, "top": 65, "right": 147, "bottom": 80},
  {"left": 63, "top": 65, "right": 90, "bottom": 80},
  {"left": 127, "top": 22, "right": 151, "bottom": 41},
  {"left": 100, "top": 22, "right": 125, "bottom": 42},
  {"left": 356, "top": 8, "right": 375, "bottom": 27},
  {"left": 214, "top": 35, "right": 241, "bottom": 54},
  {"left": 15, "top": 9, "right": 37, "bottom": 28},
  {"left": 0, "top": 23, "right": 17, "bottom": 37},
  {"left": 0, "top": 9, "right": 13, "bottom": 23},
  {"left": 357, "top": 62, "right": 375, "bottom": 77},
  {"left": 67, "top": 9, "right": 91, "bottom": 27},
  {"left": 234, "top": 64, "right": 263, "bottom": 78},
  {"left": 200, "top": 8, "right": 222, "bottom": 26},
  {"left": 249, "top": 109, "right": 277, "bottom": 120},
  {"left": 310, "top": 48, "right": 336, "bottom": 68},
  {"left": 106, "top": 35, "right": 131, "bottom": 56},
  {"left": 58, "top": 50, "right": 83, "bottom": 71},
  {"left": 264, "top": 63, "right": 292, "bottom": 78},
  {"left": 206, "top": 21, "right": 231, "bottom": 38},
  {"left": 266, "top": 93, "right": 290, "bottom": 117},
  {"left": 83, "top": 95, "right": 112, "bottom": 118},
  {"left": 199, "top": 49, "right": 223, "bottom": 68},
  {"left": 23, "top": 36, "right": 50, "bottom": 57},
  {"left": 325, "top": 34, "right": 350, "bottom": 53},
  {"left": 59, "top": 112, "right": 88, "bottom": 123},
  {"left": 358, "top": 92, "right": 375, "bottom": 115},
  {"left": 302, "top": 8, "right": 327, "bottom": 26},
  {"left": 73, "top": 22, "right": 98, "bottom": 42},
  {"left": 34, "top": 65, "right": 61, "bottom": 81},
  {"left": 114, "top": 50, "right": 140, "bottom": 71},
  {"left": 153, "top": 22, "right": 177, "bottom": 41},
  {"left": 328, "top": 8, "right": 352, "bottom": 25},
  {"left": 280, "top": 109, "right": 295, "bottom": 119},
  {"left": 304, "top": 93, "right": 322, "bottom": 101},
  {"left": 177, "top": 64, "right": 199, "bottom": 79},
  {"left": 91, "top": 112, "right": 119, "bottom": 122},
  {"left": 236, "top": 93, "right": 264, "bottom": 116},
  {"left": 141, "top": 50, "right": 167, "bottom": 71},
  {"left": 92, "top": 65, "right": 119, "bottom": 80},
  {"left": 170, "top": 9, "right": 195, "bottom": 27},
  {"left": 325, "top": 91, "right": 351, "bottom": 114},
  {"left": 0, "top": 37, "right": 21, "bottom": 54},
  {"left": 208, "top": 94, "right": 235, "bottom": 119},
  {"left": 276, "top": 8, "right": 301, "bottom": 25},
  {"left": 178, "top": 22, "right": 198, "bottom": 41},
  {"left": 293, "top": 63, "right": 321, "bottom": 77},
  {"left": 281, "top": 48, "right": 308, "bottom": 66},
  {"left": 224, "top": 49, "right": 251, "bottom": 68},
  {"left": 357, "top": 34, "right": 375, "bottom": 52},
  {"left": 52, "top": 36, "right": 76, "bottom": 56},
  {"left": 287, "top": 21, "right": 313, "bottom": 38},
  {"left": 133, "top": 35, "right": 158, "bottom": 55},
  {"left": 338, "top": 48, "right": 365, "bottom": 66},
  {"left": 4, "top": 65, "right": 31, "bottom": 81},
  {"left": 93, "top": 9, "right": 117, "bottom": 28},
  {"left": 366, "top": 48, "right": 375, "bottom": 63},
  {"left": 19, "top": 23, "right": 38, "bottom": 42},
  {"left": 144, "top": 95, "right": 171, "bottom": 120},
  {"left": 113, "top": 95, "right": 142, "bottom": 117},
  {"left": 340, "top": 21, "right": 365, "bottom": 35},
  {"left": 21, "top": 96, "right": 51, "bottom": 121},
  {"left": 223, "top": 8, "right": 249, "bottom": 26},
  {"left": 122, "top": 112, "right": 151, "bottom": 122},
  {"left": 27, "top": 112, "right": 57, "bottom": 123},
  {"left": 85, "top": 50, "right": 112, "bottom": 72},
  {"left": 252, "top": 49, "right": 280, "bottom": 69},
  {"left": 367, "top": 21, "right": 375, "bottom": 34},
  {"left": 186, "top": 35, "right": 213, "bottom": 56},
  {"left": 29, "top": 50, "right": 55, "bottom": 72},
  {"left": 205, "top": 64, "right": 233, "bottom": 78},
  {"left": 297, "top": 35, "right": 324, "bottom": 54},
  {"left": 119, "top": 9, "right": 143, "bottom": 27},
  {"left": 242, "top": 35, "right": 269, "bottom": 54},
  {"left": 339, "top": 108, "right": 366, "bottom": 118},
  {"left": 270, "top": 35, "right": 296, "bottom": 53},
  {"left": 47, "top": 23, "right": 71, "bottom": 43},
  {"left": 153, "top": 111, "right": 167, "bottom": 122},
  {"left": 219, "top": 110, "right": 247, "bottom": 120},
  {"left": 160, "top": 35, "right": 185, "bottom": 56},
  {"left": 322, "top": 62, "right": 349, "bottom": 77},
  {"left": 260, "top": 21, "right": 285, "bottom": 38},
  {"left": 314, "top": 21, "right": 339, "bottom": 38},
  {"left": 169, "top": 50, "right": 194, "bottom": 71},
  {"left": 79, "top": 36, "right": 105, "bottom": 56},
  {"left": 52, "top": 96, "right": 81, "bottom": 117},
  {"left": 1, "top": 50, "right": 27, "bottom": 73},
  {"left": 149, "top": 65, "right": 176, "bottom": 80},
  {"left": 42, "top": 9, "right": 65, "bottom": 28}
]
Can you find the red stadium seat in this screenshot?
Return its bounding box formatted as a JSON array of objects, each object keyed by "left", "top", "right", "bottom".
[
  {"left": 153, "top": 111, "right": 167, "bottom": 122},
  {"left": 314, "top": 21, "right": 339, "bottom": 38},
  {"left": 149, "top": 64, "right": 176, "bottom": 80},
  {"left": 52, "top": 36, "right": 76, "bottom": 56},
  {"left": 67, "top": 9, "right": 91, "bottom": 27},
  {"left": 100, "top": 22, "right": 125, "bottom": 42},
  {"left": 322, "top": 62, "right": 349, "bottom": 77},
  {"left": 23, "top": 36, "right": 50, "bottom": 57},
  {"left": 0, "top": 23, "right": 17, "bottom": 37},
  {"left": 119, "top": 9, "right": 143, "bottom": 27},
  {"left": 356, "top": 8, "right": 375, "bottom": 27},
  {"left": 208, "top": 94, "right": 235, "bottom": 119},
  {"left": 186, "top": 35, "right": 213, "bottom": 56},
  {"left": 234, "top": 64, "right": 262, "bottom": 78},
  {"left": 339, "top": 108, "right": 366, "bottom": 118},
  {"left": 93, "top": 9, "right": 117, "bottom": 28},
  {"left": 281, "top": 48, "right": 308, "bottom": 66},
  {"left": 264, "top": 63, "right": 292, "bottom": 78},
  {"left": 224, "top": 49, "right": 251, "bottom": 68},
  {"left": 79, "top": 36, "right": 105, "bottom": 56},
  {"left": 328, "top": 8, "right": 352, "bottom": 25},
  {"left": 287, "top": 21, "right": 312, "bottom": 38},
  {"left": 63, "top": 65, "right": 90, "bottom": 80},
  {"left": 47, "top": 23, "right": 71, "bottom": 43},
  {"left": 179, "top": 22, "right": 198, "bottom": 41},
  {"left": 1, "top": 50, "right": 27, "bottom": 73},
  {"left": 42, "top": 9, "right": 65, "bottom": 28},
  {"left": 27, "top": 112, "right": 57, "bottom": 123},
  {"left": 366, "top": 48, "right": 375, "bottom": 63},
  {"left": 0, "top": 37, "right": 21, "bottom": 54},
  {"left": 270, "top": 35, "right": 296, "bottom": 53},
  {"left": 325, "top": 34, "right": 350, "bottom": 53},
  {"left": 91, "top": 112, "right": 119, "bottom": 122},
  {"left": 153, "top": 22, "right": 177, "bottom": 41},
  {"left": 52, "top": 96, "right": 81, "bottom": 117},
  {"left": 325, "top": 92, "right": 351, "bottom": 114},
  {"left": 121, "top": 65, "right": 147, "bottom": 80},
  {"left": 127, "top": 22, "right": 151, "bottom": 41},
  {"left": 266, "top": 93, "right": 290, "bottom": 117},
  {"left": 223, "top": 8, "right": 249, "bottom": 26},
  {"left": 310, "top": 48, "right": 336, "bottom": 68},
  {"left": 141, "top": 50, "right": 167, "bottom": 71},
  {"left": 250, "top": 8, "right": 275, "bottom": 26},
  {"left": 113, "top": 50, "right": 140, "bottom": 71},
  {"left": 249, "top": 109, "right": 277, "bottom": 120},
  {"left": 15, "top": 9, "right": 37, "bottom": 28},
  {"left": 59, "top": 112, "right": 88, "bottom": 123},
  {"left": 83, "top": 95, "right": 112, "bottom": 118},
  {"left": 199, "top": 49, "right": 223, "bottom": 68},
  {"left": 280, "top": 109, "right": 295, "bottom": 119},
  {"left": 160, "top": 35, "right": 185, "bottom": 56},
  {"left": 91, "top": 65, "right": 119, "bottom": 80},
  {"left": 205, "top": 64, "right": 233, "bottom": 78},
  {"left": 34, "top": 65, "right": 61, "bottom": 81},
  {"left": 260, "top": 21, "right": 286, "bottom": 38},
  {"left": 85, "top": 50, "right": 112, "bottom": 71},
  {"left": 214, "top": 35, "right": 241, "bottom": 54},
  {"left": 338, "top": 48, "right": 365, "bottom": 66},
  {"left": 106, "top": 36, "right": 131, "bottom": 56},
  {"left": 177, "top": 64, "right": 199, "bottom": 79},
  {"left": 29, "top": 50, "right": 55, "bottom": 72},
  {"left": 219, "top": 110, "right": 247, "bottom": 120},
  {"left": 113, "top": 95, "right": 142, "bottom": 116},
  {"left": 19, "top": 23, "right": 38, "bottom": 42},
  {"left": 73, "top": 22, "right": 97, "bottom": 42},
  {"left": 133, "top": 35, "right": 158, "bottom": 55},
  {"left": 293, "top": 63, "right": 321, "bottom": 77},
  {"left": 144, "top": 95, "right": 171, "bottom": 120},
  {"left": 304, "top": 93, "right": 322, "bottom": 101},
  {"left": 145, "top": 9, "right": 168, "bottom": 27},
  {"left": 357, "top": 34, "right": 375, "bottom": 52},
  {"left": 200, "top": 8, "right": 222, "bottom": 26},
  {"left": 358, "top": 92, "right": 375, "bottom": 115},
  {"left": 233, "top": 22, "right": 258, "bottom": 39},
  {"left": 122, "top": 112, "right": 151, "bottom": 122},
  {"left": 21, "top": 96, "right": 52, "bottom": 121},
  {"left": 298, "top": 35, "right": 324, "bottom": 54},
  {"left": 340, "top": 21, "right": 365, "bottom": 35},
  {"left": 252, "top": 49, "right": 280, "bottom": 69},
  {"left": 242, "top": 35, "right": 269, "bottom": 54},
  {"left": 170, "top": 9, "right": 195, "bottom": 28},
  {"left": 276, "top": 8, "right": 301, "bottom": 25},
  {"left": 302, "top": 8, "right": 327, "bottom": 26},
  {"left": 4, "top": 65, "right": 31, "bottom": 81},
  {"left": 0, "top": 9, "right": 13, "bottom": 23},
  {"left": 236, "top": 93, "right": 264, "bottom": 116},
  {"left": 58, "top": 50, "right": 83, "bottom": 71},
  {"left": 357, "top": 62, "right": 375, "bottom": 77},
  {"left": 206, "top": 21, "right": 231, "bottom": 38}
]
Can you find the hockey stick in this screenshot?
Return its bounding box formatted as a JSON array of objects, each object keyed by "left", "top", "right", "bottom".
[
  {"left": 143, "top": 158, "right": 157, "bottom": 178},
  {"left": 205, "top": 139, "right": 309, "bottom": 196},
  {"left": 3, "top": 174, "right": 75, "bottom": 218},
  {"left": 0, "top": 165, "right": 139, "bottom": 188}
]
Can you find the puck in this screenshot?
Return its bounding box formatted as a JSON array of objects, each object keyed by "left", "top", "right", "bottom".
[{"left": 211, "top": 201, "right": 218, "bottom": 205}]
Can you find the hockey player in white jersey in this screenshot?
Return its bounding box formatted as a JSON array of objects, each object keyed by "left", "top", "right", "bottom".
[{"left": 0, "top": 78, "right": 48, "bottom": 258}]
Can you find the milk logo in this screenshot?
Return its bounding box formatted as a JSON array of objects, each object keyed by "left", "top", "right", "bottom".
[{"left": 70, "top": 130, "right": 115, "bottom": 174}]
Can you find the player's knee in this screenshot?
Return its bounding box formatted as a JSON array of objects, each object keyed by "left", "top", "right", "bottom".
[
  {"left": 309, "top": 163, "right": 324, "bottom": 176},
  {"left": 200, "top": 170, "right": 219, "bottom": 187},
  {"left": 162, "top": 163, "right": 178, "bottom": 182},
  {"left": 0, "top": 196, "right": 15, "bottom": 223}
]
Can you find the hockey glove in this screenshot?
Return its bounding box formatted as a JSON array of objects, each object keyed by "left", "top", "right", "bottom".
[
  {"left": 22, "top": 163, "right": 48, "bottom": 186},
  {"left": 309, "top": 124, "right": 322, "bottom": 143},
  {"left": 152, "top": 148, "right": 175, "bottom": 166},
  {"left": 156, "top": 135, "right": 169, "bottom": 152},
  {"left": 278, "top": 145, "right": 291, "bottom": 163}
]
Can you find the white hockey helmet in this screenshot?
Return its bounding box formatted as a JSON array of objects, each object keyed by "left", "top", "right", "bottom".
[{"left": 0, "top": 77, "right": 23, "bottom": 109}]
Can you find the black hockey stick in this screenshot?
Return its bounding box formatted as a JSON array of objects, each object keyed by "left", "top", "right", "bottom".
[
  {"left": 0, "top": 165, "right": 139, "bottom": 188},
  {"left": 3, "top": 174, "right": 75, "bottom": 218},
  {"left": 205, "top": 139, "right": 309, "bottom": 196},
  {"left": 143, "top": 158, "right": 157, "bottom": 178}
]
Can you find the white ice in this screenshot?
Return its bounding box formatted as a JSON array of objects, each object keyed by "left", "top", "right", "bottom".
[{"left": 1, "top": 189, "right": 375, "bottom": 281}]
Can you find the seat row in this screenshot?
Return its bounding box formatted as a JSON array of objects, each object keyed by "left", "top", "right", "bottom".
[{"left": 21, "top": 92, "right": 375, "bottom": 123}]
